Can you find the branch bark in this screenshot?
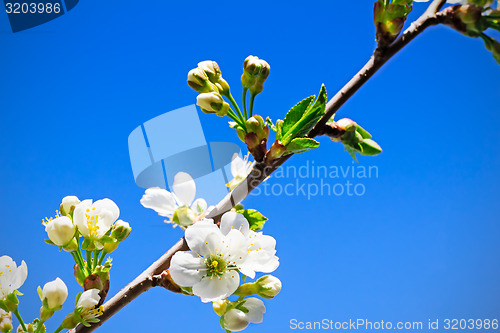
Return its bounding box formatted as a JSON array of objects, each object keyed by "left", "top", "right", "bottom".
[{"left": 73, "top": 1, "right": 448, "bottom": 331}]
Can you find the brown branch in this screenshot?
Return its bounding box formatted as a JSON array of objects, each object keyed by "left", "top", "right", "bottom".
[{"left": 73, "top": 1, "right": 448, "bottom": 331}]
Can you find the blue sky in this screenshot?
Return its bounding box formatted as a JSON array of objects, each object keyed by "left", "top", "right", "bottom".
[{"left": 1, "top": 1, "right": 499, "bottom": 332}]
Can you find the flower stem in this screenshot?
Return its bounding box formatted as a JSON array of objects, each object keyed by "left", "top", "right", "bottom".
[
  {"left": 54, "top": 325, "right": 64, "bottom": 333},
  {"left": 227, "top": 109, "right": 246, "bottom": 130},
  {"left": 98, "top": 250, "right": 108, "bottom": 266},
  {"left": 227, "top": 93, "right": 245, "bottom": 122},
  {"left": 34, "top": 319, "right": 45, "bottom": 333},
  {"left": 242, "top": 88, "right": 248, "bottom": 120},
  {"left": 249, "top": 93, "right": 256, "bottom": 118},
  {"left": 86, "top": 251, "right": 92, "bottom": 273},
  {"left": 93, "top": 251, "right": 100, "bottom": 270},
  {"left": 12, "top": 308, "right": 27, "bottom": 332},
  {"left": 71, "top": 251, "right": 85, "bottom": 272}
]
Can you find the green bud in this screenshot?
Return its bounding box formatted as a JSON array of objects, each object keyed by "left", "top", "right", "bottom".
[
  {"left": 172, "top": 206, "right": 196, "bottom": 228},
  {"left": 215, "top": 78, "right": 231, "bottom": 98},
  {"left": 212, "top": 299, "right": 230, "bottom": 316},
  {"left": 241, "top": 55, "right": 271, "bottom": 95},
  {"left": 109, "top": 220, "right": 131, "bottom": 243},
  {"left": 187, "top": 68, "right": 219, "bottom": 93},
  {"left": 0, "top": 294, "right": 19, "bottom": 313},
  {"left": 237, "top": 128, "right": 246, "bottom": 142},
  {"left": 196, "top": 92, "right": 230, "bottom": 117},
  {"left": 74, "top": 264, "right": 86, "bottom": 287},
  {"left": 336, "top": 118, "right": 357, "bottom": 132},
  {"left": 359, "top": 139, "right": 383, "bottom": 156},
  {"left": 255, "top": 275, "right": 282, "bottom": 299},
  {"left": 62, "top": 238, "right": 79, "bottom": 253},
  {"left": 483, "top": 36, "right": 500, "bottom": 65},
  {"left": 245, "top": 115, "right": 269, "bottom": 142}
]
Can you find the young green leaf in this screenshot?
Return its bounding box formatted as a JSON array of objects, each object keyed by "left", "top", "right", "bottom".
[
  {"left": 284, "top": 138, "right": 320, "bottom": 155},
  {"left": 281, "top": 84, "right": 327, "bottom": 146},
  {"left": 237, "top": 209, "right": 268, "bottom": 231},
  {"left": 266, "top": 117, "right": 277, "bottom": 132},
  {"left": 282, "top": 96, "right": 315, "bottom": 136},
  {"left": 276, "top": 119, "right": 284, "bottom": 141}
]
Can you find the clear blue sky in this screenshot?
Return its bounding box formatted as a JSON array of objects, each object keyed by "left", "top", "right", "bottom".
[{"left": 1, "top": 1, "right": 499, "bottom": 332}]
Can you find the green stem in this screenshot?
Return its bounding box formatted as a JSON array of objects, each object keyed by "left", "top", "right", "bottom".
[
  {"left": 93, "top": 251, "right": 100, "bottom": 270},
  {"left": 12, "top": 309, "right": 27, "bottom": 331},
  {"left": 98, "top": 250, "right": 108, "bottom": 266},
  {"left": 249, "top": 93, "right": 256, "bottom": 118},
  {"left": 227, "top": 109, "right": 246, "bottom": 129},
  {"left": 53, "top": 325, "right": 64, "bottom": 333},
  {"left": 34, "top": 319, "right": 45, "bottom": 333},
  {"left": 227, "top": 93, "right": 245, "bottom": 122},
  {"left": 71, "top": 251, "right": 85, "bottom": 272},
  {"left": 86, "top": 251, "right": 92, "bottom": 273},
  {"left": 242, "top": 88, "right": 248, "bottom": 119}
]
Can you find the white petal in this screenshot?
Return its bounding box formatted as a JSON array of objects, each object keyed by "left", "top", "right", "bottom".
[
  {"left": 172, "top": 172, "right": 196, "bottom": 206},
  {"left": 220, "top": 212, "right": 250, "bottom": 236},
  {"left": 231, "top": 153, "right": 245, "bottom": 177},
  {"left": 140, "top": 187, "right": 177, "bottom": 216},
  {"left": 77, "top": 289, "right": 100, "bottom": 309},
  {"left": 11, "top": 260, "right": 28, "bottom": 292},
  {"left": 94, "top": 198, "right": 120, "bottom": 222},
  {"left": 73, "top": 199, "right": 92, "bottom": 237},
  {"left": 169, "top": 251, "right": 205, "bottom": 287},
  {"left": 191, "top": 198, "right": 207, "bottom": 215},
  {"left": 192, "top": 273, "right": 239, "bottom": 303},
  {"left": 185, "top": 219, "right": 220, "bottom": 256},
  {"left": 242, "top": 297, "right": 266, "bottom": 323}
]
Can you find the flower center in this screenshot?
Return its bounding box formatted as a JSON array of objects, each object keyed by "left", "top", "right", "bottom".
[
  {"left": 205, "top": 255, "right": 228, "bottom": 277},
  {"left": 85, "top": 207, "right": 99, "bottom": 237}
]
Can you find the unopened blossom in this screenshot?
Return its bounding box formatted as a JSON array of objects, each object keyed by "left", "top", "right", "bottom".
[
  {"left": 61, "top": 196, "right": 80, "bottom": 215},
  {"left": 42, "top": 278, "right": 68, "bottom": 309},
  {"left": 255, "top": 275, "right": 282, "bottom": 299},
  {"left": 140, "top": 172, "right": 208, "bottom": 228},
  {"left": 0, "top": 309, "right": 12, "bottom": 333},
  {"left": 169, "top": 212, "right": 278, "bottom": 302},
  {"left": 226, "top": 153, "right": 254, "bottom": 191},
  {"left": 73, "top": 199, "right": 120, "bottom": 247},
  {"left": 0, "top": 256, "right": 27, "bottom": 301},
  {"left": 223, "top": 298, "right": 266, "bottom": 332},
  {"left": 44, "top": 216, "right": 75, "bottom": 246}
]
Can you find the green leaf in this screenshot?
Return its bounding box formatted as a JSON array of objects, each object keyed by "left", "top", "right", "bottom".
[
  {"left": 281, "top": 84, "right": 327, "bottom": 145},
  {"left": 284, "top": 138, "right": 320, "bottom": 155},
  {"left": 237, "top": 209, "right": 268, "bottom": 231},
  {"left": 359, "top": 139, "right": 383, "bottom": 156},
  {"left": 275, "top": 119, "right": 284, "bottom": 141},
  {"left": 266, "top": 117, "right": 276, "bottom": 132},
  {"left": 356, "top": 125, "right": 372, "bottom": 139},
  {"left": 282, "top": 95, "right": 315, "bottom": 136},
  {"left": 37, "top": 286, "right": 43, "bottom": 301},
  {"left": 44, "top": 239, "right": 55, "bottom": 246}
]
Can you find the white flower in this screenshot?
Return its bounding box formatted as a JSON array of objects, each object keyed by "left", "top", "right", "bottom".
[
  {"left": 140, "top": 172, "right": 208, "bottom": 228},
  {"left": 227, "top": 153, "right": 255, "bottom": 191},
  {"left": 223, "top": 298, "right": 266, "bottom": 332},
  {"left": 0, "top": 256, "right": 27, "bottom": 300},
  {"left": 42, "top": 278, "right": 68, "bottom": 309},
  {"left": 73, "top": 199, "right": 120, "bottom": 245},
  {"left": 61, "top": 196, "right": 80, "bottom": 215},
  {"left": 44, "top": 216, "right": 75, "bottom": 246},
  {"left": 76, "top": 289, "right": 102, "bottom": 321},
  {"left": 169, "top": 212, "right": 278, "bottom": 302}
]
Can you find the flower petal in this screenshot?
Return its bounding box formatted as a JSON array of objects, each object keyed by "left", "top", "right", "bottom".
[
  {"left": 185, "top": 219, "right": 220, "bottom": 256},
  {"left": 94, "top": 198, "right": 120, "bottom": 222},
  {"left": 191, "top": 198, "right": 207, "bottom": 215},
  {"left": 231, "top": 153, "right": 245, "bottom": 177},
  {"left": 140, "top": 187, "right": 177, "bottom": 217},
  {"left": 220, "top": 212, "right": 250, "bottom": 236},
  {"left": 242, "top": 297, "right": 266, "bottom": 323},
  {"left": 192, "top": 273, "right": 239, "bottom": 303},
  {"left": 169, "top": 251, "right": 205, "bottom": 287},
  {"left": 73, "top": 199, "right": 92, "bottom": 237},
  {"left": 172, "top": 172, "right": 196, "bottom": 206}
]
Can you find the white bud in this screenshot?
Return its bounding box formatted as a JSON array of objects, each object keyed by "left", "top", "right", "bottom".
[
  {"left": 256, "top": 275, "right": 282, "bottom": 299},
  {"left": 45, "top": 216, "right": 75, "bottom": 246},
  {"left": 61, "top": 196, "right": 80, "bottom": 214},
  {"left": 196, "top": 92, "right": 229, "bottom": 116},
  {"left": 42, "top": 278, "right": 68, "bottom": 309},
  {"left": 240, "top": 297, "right": 266, "bottom": 324},
  {"left": 76, "top": 289, "right": 100, "bottom": 309},
  {"left": 223, "top": 309, "right": 249, "bottom": 332}
]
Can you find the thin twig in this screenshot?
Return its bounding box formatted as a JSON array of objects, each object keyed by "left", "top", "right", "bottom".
[{"left": 73, "top": 1, "right": 448, "bottom": 331}]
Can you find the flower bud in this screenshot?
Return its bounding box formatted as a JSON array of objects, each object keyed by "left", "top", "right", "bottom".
[
  {"left": 196, "top": 92, "right": 230, "bottom": 116},
  {"left": 0, "top": 309, "right": 12, "bottom": 333},
  {"left": 172, "top": 206, "right": 196, "bottom": 228},
  {"left": 197, "top": 60, "right": 221, "bottom": 82},
  {"left": 255, "top": 275, "right": 282, "bottom": 299},
  {"left": 74, "top": 264, "right": 86, "bottom": 287},
  {"left": 42, "top": 278, "right": 68, "bottom": 310},
  {"left": 223, "top": 309, "right": 249, "bottom": 332},
  {"left": 110, "top": 220, "right": 131, "bottom": 242},
  {"left": 61, "top": 196, "right": 80, "bottom": 216},
  {"left": 187, "top": 68, "right": 218, "bottom": 93},
  {"left": 44, "top": 216, "right": 75, "bottom": 247},
  {"left": 212, "top": 299, "right": 229, "bottom": 316},
  {"left": 336, "top": 118, "right": 357, "bottom": 132},
  {"left": 215, "top": 78, "right": 231, "bottom": 98},
  {"left": 83, "top": 274, "right": 103, "bottom": 293},
  {"left": 484, "top": 36, "right": 500, "bottom": 65},
  {"left": 241, "top": 55, "right": 270, "bottom": 95},
  {"left": 265, "top": 141, "right": 287, "bottom": 165},
  {"left": 76, "top": 289, "right": 100, "bottom": 309}
]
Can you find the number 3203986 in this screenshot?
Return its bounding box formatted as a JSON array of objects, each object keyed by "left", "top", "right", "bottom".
[{"left": 5, "top": 2, "right": 61, "bottom": 14}]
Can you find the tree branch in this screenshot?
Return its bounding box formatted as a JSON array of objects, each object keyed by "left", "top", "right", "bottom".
[{"left": 73, "top": 1, "right": 449, "bottom": 331}]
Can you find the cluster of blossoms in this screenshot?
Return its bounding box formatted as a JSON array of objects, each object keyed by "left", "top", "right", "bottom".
[
  {"left": 0, "top": 256, "right": 102, "bottom": 333},
  {"left": 0, "top": 196, "right": 131, "bottom": 333},
  {"left": 169, "top": 211, "right": 281, "bottom": 332}
]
